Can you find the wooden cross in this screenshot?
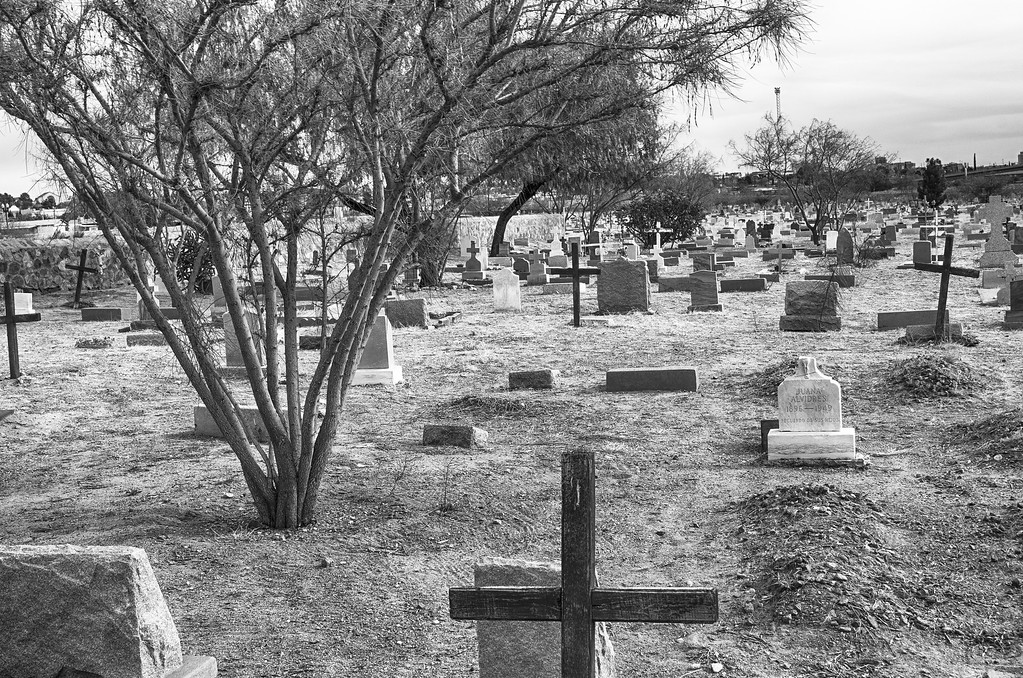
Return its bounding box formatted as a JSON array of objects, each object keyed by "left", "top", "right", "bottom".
[
  {"left": 1, "top": 281, "right": 41, "bottom": 379},
  {"left": 913, "top": 234, "right": 980, "bottom": 339},
  {"left": 449, "top": 449, "right": 718, "bottom": 678},
  {"left": 548, "top": 243, "right": 601, "bottom": 327},
  {"left": 65, "top": 250, "right": 98, "bottom": 308}
]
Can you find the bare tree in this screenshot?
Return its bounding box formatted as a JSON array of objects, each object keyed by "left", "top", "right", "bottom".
[
  {"left": 731, "top": 115, "right": 878, "bottom": 244},
  {"left": 0, "top": 0, "right": 809, "bottom": 527}
]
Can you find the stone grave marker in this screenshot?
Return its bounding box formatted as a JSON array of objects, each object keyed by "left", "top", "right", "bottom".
[
  {"left": 691, "top": 252, "right": 716, "bottom": 272},
  {"left": 687, "top": 270, "right": 721, "bottom": 312},
  {"left": 1004, "top": 280, "right": 1023, "bottom": 329},
  {"left": 491, "top": 269, "right": 522, "bottom": 312},
  {"left": 463, "top": 241, "right": 487, "bottom": 281},
  {"left": 779, "top": 280, "right": 841, "bottom": 332},
  {"left": 221, "top": 307, "right": 265, "bottom": 378},
  {"left": 526, "top": 251, "right": 551, "bottom": 286},
  {"left": 978, "top": 194, "right": 1013, "bottom": 228},
  {"left": 994, "top": 262, "right": 1022, "bottom": 306},
  {"left": 0, "top": 544, "right": 217, "bottom": 678},
  {"left": 449, "top": 450, "right": 717, "bottom": 678},
  {"left": 825, "top": 230, "right": 838, "bottom": 252},
  {"left": 766, "top": 357, "right": 860, "bottom": 463},
  {"left": 211, "top": 274, "right": 227, "bottom": 318},
  {"left": 836, "top": 227, "right": 854, "bottom": 265},
  {"left": 384, "top": 298, "right": 430, "bottom": 328},
  {"left": 352, "top": 310, "right": 403, "bottom": 385},
  {"left": 1, "top": 282, "right": 41, "bottom": 379},
  {"left": 978, "top": 225, "right": 1019, "bottom": 269},
  {"left": 596, "top": 258, "right": 649, "bottom": 314}
]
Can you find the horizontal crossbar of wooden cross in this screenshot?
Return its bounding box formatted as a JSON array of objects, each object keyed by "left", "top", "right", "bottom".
[
  {"left": 913, "top": 262, "right": 980, "bottom": 278},
  {"left": 548, "top": 266, "right": 602, "bottom": 277},
  {"left": 0, "top": 312, "right": 41, "bottom": 324},
  {"left": 449, "top": 586, "right": 718, "bottom": 623}
]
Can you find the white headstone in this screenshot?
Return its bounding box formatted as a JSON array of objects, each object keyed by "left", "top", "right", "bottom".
[
  {"left": 825, "top": 230, "right": 838, "bottom": 252},
  {"left": 491, "top": 269, "right": 522, "bottom": 312},
  {"left": 767, "top": 356, "right": 859, "bottom": 462},
  {"left": 12, "top": 292, "right": 32, "bottom": 314}
]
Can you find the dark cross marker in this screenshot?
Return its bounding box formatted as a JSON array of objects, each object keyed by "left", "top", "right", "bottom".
[
  {"left": 1, "top": 281, "right": 41, "bottom": 379},
  {"left": 913, "top": 234, "right": 980, "bottom": 339},
  {"left": 65, "top": 250, "right": 98, "bottom": 308},
  {"left": 449, "top": 449, "right": 718, "bottom": 678},
  {"left": 548, "top": 243, "right": 601, "bottom": 327}
]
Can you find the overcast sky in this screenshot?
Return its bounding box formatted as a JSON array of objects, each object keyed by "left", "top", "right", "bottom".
[
  {"left": 673, "top": 0, "right": 1023, "bottom": 173},
  {"left": 0, "top": 1, "right": 1020, "bottom": 196}
]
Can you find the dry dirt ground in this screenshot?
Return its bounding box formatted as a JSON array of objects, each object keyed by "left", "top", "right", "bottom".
[{"left": 2, "top": 236, "right": 1022, "bottom": 678}]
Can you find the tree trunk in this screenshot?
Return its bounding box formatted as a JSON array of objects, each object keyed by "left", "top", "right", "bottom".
[{"left": 489, "top": 174, "right": 553, "bottom": 257}]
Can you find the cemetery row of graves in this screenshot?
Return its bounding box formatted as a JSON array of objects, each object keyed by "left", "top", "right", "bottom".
[{"left": 2, "top": 201, "right": 1023, "bottom": 677}]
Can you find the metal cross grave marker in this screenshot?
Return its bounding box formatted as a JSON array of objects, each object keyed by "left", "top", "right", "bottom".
[
  {"left": 449, "top": 449, "right": 718, "bottom": 678},
  {"left": 1, "top": 281, "right": 41, "bottom": 379},
  {"left": 66, "top": 250, "right": 99, "bottom": 308},
  {"left": 548, "top": 243, "right": 601, "bottom": 327},
  {"left": 913, "top": 234, "right": 980, "bottom": 338}
]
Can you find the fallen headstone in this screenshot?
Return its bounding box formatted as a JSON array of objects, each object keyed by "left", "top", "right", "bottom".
[
  {"left": 81, "top": 307, "right": 123, "bottom": 321},
  {"left": 423, "top": 424, "right": 488, "bottom": 449},
  {"left": 606, "top": 367, "right": 698, "bottom": 392},
  {"left": 509, "top": 369, "right": 560, "bottom": 390}
]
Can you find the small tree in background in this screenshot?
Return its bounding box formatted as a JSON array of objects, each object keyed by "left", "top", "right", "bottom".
[
  {"left": 917, "top": 158, "right": 947, "bottom": 222},
  {"left": 617, "top": 192, "right": 705, "bottom": 248}
]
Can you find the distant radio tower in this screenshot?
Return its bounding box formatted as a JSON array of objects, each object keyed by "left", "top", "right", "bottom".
[{"left": 774, "top": 87, "right": 782, "bottom": 121}]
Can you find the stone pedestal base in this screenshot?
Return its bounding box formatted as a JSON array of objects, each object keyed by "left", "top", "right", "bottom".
[
  {"left": 904, "top": 323, "right": 963, "bottom": 342},
  {"left": 169, "top": 656, "right": 218, "bottom": 677},
  {"left": 688, "top": 304, "right": 723, "bottom": 312},
  {"left": 767, "top": 428, "right": 859, "bottom": 462},
  {"left": 352, "top": 365, "right": 403, "bottom": 386},
  {"left": 779, "top": 315, "right": 842, "bottom": 332}
]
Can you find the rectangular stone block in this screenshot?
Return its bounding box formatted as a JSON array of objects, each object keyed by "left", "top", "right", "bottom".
[
  {"left": 876, "top": 309, "right": 948, "bottom": 330},
  {"left": 767, "top": 428, "right": 859, "bottom": 462},
  {"left": 762, "top": 250, "right": 796, "bottom": 261},
  {"left": 194, "top": 405, "right": 269, "bottom": 442},
  {"left": 720, "top": 278, "right": 767, "bottom": 292},
  {"left": 351, "top": 366, "right": 403, "bottom": 386},
  {"left": 779, "top": 315, "right": 842, "bottom": 332},
  {"left": 509, "top": 369, "right": 560, "bottom": 390},
  {"left": 0, "top": 546, "right": 183, "bottom": 678},
  {"left": 597, "top": 259, "right": 650, "bottom": 313},
  {"left": 784, "top": 281, "right": 840, "bottom": 316},
  {"left": 81, "top": 307, "right": 123, "bottom": 321},
  {"left": 606, "top": 366, "right": 699, "bottom": 392},
  {"left": 422, "top": 424, "right": 488, "bottom": 449},
  {"left": 759, "top": 272, "right": 780, "bottom": 283},
  {"left": 384, "top": 298, "right": 429, "bottom": 329},
  {"left": 760, "top": 419, "right": 780, "bottom": 455}
]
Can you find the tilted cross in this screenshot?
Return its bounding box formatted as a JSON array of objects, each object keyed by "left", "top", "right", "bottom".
[
  {"left": 548, "top": 243, "right": 601, "bottom": 327},
  {"left": 449, "top": 449, "right": 718, "bottom": 678},
  {"left": 913, "top": 234, "right": 980, "bottom": 339},
  {"left": 65, "top": 250, "right": 98, "bottom": 308},
  {"left": 1, "top": 281, "right": 41, "bottom": 379}
]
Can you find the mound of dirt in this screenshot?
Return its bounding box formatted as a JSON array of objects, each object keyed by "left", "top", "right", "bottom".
[
  {"left": 737, "top": 485, "right": 939, "bottom": 638},
  {"left": 884, "top": 354, "right": 980, "bottom": 399},
  {"left": 742, "top": 357, "right": 800, "bottom": 397},
  {"left": 948, "top": 407, "right": 1023, "bottom": 460}
]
